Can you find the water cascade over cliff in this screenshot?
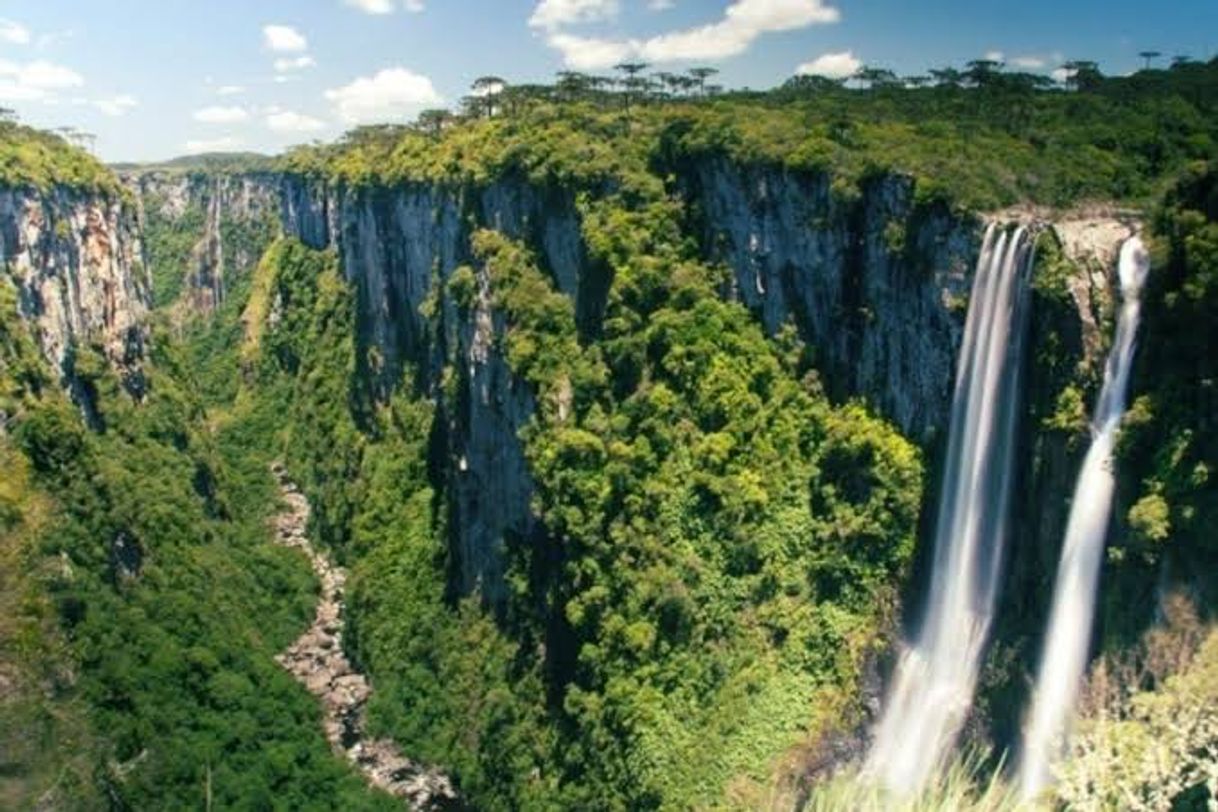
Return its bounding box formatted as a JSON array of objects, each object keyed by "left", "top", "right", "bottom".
[
  {"left": 1018, "top": 236, "right": 1150, "bottom": 798},
  {"left": 866, "top": 224, "right": 1034, "bottom": 793}
]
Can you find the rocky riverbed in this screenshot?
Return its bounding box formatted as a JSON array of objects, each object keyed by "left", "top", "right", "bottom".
[{"left": 271, "top": 465, "right": 458, "bottom": 809}]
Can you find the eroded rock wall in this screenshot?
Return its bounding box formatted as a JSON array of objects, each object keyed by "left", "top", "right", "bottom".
[{"left": 0, "top": 185, "right": 148, "bottom": 403}]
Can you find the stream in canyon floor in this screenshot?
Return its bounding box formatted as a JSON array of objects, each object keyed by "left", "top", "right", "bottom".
[{"left": 271, "top": 465, "right": 458, "bottom": 810}]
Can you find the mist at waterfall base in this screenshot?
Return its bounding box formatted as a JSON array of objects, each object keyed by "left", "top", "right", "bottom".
[
  {"left": 864, "top": 224, "right": 1034, "bottom": 795},
  {"left": 1018, "top": 236, "right": 1150, "bottom": 799}
]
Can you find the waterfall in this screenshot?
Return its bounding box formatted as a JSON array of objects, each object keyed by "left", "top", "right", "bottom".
[
  {"left": 1018, "top": 235, "right": 1150, "bottom": 799},
  {"left": 865, "top": 224, "right": 1034, "bottom": 794}
]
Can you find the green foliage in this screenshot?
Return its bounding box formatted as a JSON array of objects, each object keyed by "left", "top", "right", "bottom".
[
  {"left": 1115, "top": 163, "right": 1218, "bottom": 605},
  {"left": 0, "top": 120, "right": 118, "bottom": 193},
  {"left": 142, "top": 193, "right": 206, "bottom": 308},
  {"left": 1, "top": 254, "right": 394, "bottom": 808},
  {"left": 241, "top": 165, "right": 923, "bottom": 807}
]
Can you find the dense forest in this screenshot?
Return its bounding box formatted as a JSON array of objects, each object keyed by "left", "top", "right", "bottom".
[{"left": 1, "top": 55, "right": 1217, "bottom": 810}]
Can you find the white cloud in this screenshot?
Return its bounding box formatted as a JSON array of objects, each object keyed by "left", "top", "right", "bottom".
[
  {"left": 274, "top": 55, "right": 317, "bottom": 72},
  {"left": 217, "top": 85, "right": 246, "bottom": 96},
  {"left": 263, "top": 24, "right": 308, "bottom": 53},
  {"left": 266, "top": 109, "right": 327, "bottom": 133},
  {"left": 325, "top": 67, "right": 442, "bottom": 123},
  {"left": 184, "top": 136, "right": 245, "bottom": 155},
  {"left": 345, "top": 0, "right": 395, "bottom": 11},
  {"left": 1010, "top": 55, "right": 1046, "bottom": 69},
  {"left": 795, "top": 49, "right": 859, "bottom": 79},
  {"left": 545, "top": 33, "right": 634, "bottom": 71},
  {"left": 193, "top": 105, "right": 250, "bottom": 123},
  {"left": 343, "top": 0, "right": 424, "bottom": 13},
  {"left": 1051, "top": 66, "right": 1073, "bottom": 84},
  {"left": 649, "top": 0, "right": 675, "bottom": 9},
  {"left": 529, "top": 0, "right": 620, "bottom": 31},
  {"left": 92, "top": 94, "right": 138, "bottom": 116},
  {"left": 983, "top": 49, "right": 1005, "bottom": 62},
  {"left": 0, "top": 18, "right": 31, "bottom": 45},
  {"left": 0, "top": 58, "right": 84, "bottom": 101},
  {"left": 539, "top": 0, "right": 841, "bottom": 69}
]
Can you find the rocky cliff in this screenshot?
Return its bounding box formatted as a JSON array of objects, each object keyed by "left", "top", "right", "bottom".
[
  {"left": 126, "top": 171, "right": 281, "bottom": 313},
  {"left": 0, "top": 184, "right": 148, "bottom": 409},
  {"left": 278, "top": 174, "right": 588, "bottom": 606},
  {"left": 144, "top": 163, "right": 1132, "bottom": 623}
]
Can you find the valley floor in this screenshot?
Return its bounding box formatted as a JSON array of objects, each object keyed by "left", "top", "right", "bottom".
[{"left": 270, "top": 465, "right": 456, "bottom": 810}]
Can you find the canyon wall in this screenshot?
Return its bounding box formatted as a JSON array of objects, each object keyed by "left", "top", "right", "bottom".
[{"left": 0, "top": 184, "right": 148, "bottom": 409}]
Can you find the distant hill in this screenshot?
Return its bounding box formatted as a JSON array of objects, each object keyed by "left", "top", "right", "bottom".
[{"left": 110, "top": 151, "right": 277, "bottom": 174}]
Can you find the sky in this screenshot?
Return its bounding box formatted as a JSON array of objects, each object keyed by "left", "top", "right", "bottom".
[{"left": 0, "top": 0, "right": 1213, "bottom": 163}]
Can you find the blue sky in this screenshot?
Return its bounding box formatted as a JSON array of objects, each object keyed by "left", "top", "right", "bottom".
[{"left": 0, "top": 0, "right": 1212, "bottom": 163}]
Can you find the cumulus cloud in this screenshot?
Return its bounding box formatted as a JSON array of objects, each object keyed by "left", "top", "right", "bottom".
[
  {"left": 193, "top": 105, "right": 250, "bottom": 124},
  {"left": 795, "top": 49, "right": 859, "bottom": 79},
  {"left": 1010, "top": 55, "right": 1046, "bottom": 69},
  {"left": 0, "top": 58, "right": 84, "bottom": 101},
  {"left": 530, "top": 0, "right": 619, "bottom": 31},
  {"left": 263, "top": 24, "right": 308, "bottom": 53},
  {"left": 1051, "top": 66, "right": 1073, "bottom": 84},
  {"left": 184, "top": 135, "right": 245, "bottom": 155},
  {"left": 983, "top": 49, "right": 1005, "bottom": 62},
  {"left": 325, "top": 67, "right": 442, "bottom": 123},
  {"left": 537, "top": 0, "right": 840, "bottom": 69},
  {"left": 344, "top": 0, "right": 424, "bottom": 12},
  {"left": 266, "top": 109, "right": 327, "bottom": 133},
  {"left": 274, "top": 55, "right": 317, "bottom": 72},
  {"left": 649, "top": 0, "right": 675, "bottom": 9},
  {"left": 545, "top": 33, "right": 634, "bottom": 71},
  {"left": 217, "top": 85, "right": 246, "bottom": 96},
  {"left": 92, "top": 94, "right": 138, "bottom": 116},
  {"left": 0, "top": 18, "right": 31, "bottom": 45}
]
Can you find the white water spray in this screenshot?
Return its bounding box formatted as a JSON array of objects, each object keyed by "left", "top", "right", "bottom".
[
  {"left": 866, "top": 225, "right": 1034, "bottom": 794},
  {"left": 1019, "top": 235, "right": 1150, "bottom": 799}
]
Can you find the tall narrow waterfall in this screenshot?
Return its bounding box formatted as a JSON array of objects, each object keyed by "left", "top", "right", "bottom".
[
  {"left": 1019, "top": 235, "right": 1150, "bottom": 799},
  {"left": 866, "top": 224, "right": 1034, "bottom": 794}
]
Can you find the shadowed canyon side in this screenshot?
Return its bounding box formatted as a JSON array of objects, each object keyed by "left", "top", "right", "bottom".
[
  {"left": 1019, "top": 236, "right": 1150, "bottom": 798},
  {"left": 269, "top": 466, "right": 457, "bottom": 810},
  {"left": 866, "top": 225, "right": 1034, "bottom": 793}
]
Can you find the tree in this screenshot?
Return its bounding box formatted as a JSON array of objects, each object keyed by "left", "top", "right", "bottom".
[
  {"left": 965, "top": 59, "right": 1005, "bottom": 87},
  {"left": 853, "top": 66, "right": 900, "bottom": 89},
  {"left": 555, "top": 71, "right": 592, "bottom": 102},
  {"left": 471, "top": 75, "right": 506, "bottom": 118},
  {"left": 415, "top": 108, "right": 452, "bottom": 138},
  {"left": 929, "top": 67, "right": 963, "bottom": 88},
  {"left": 653, "top": 72, "right": 680, "bottom": 99},
  {"left": 688, "top": 66, "right": 719, "bottom": 97},
  {"left": 614, "top": 62, "right": 650, "bottom": 112},
  {"left": 1139, "top": 50, "right": 1163, "bottom": 70},
  {"left": 1061, "top": 60, "right": 1103, "bottom": 91},
  {"left": 0, "top": 107, "right": 16, "bottom": 125}
]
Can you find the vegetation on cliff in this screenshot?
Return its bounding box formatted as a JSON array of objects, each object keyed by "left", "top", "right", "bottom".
[
  {"left": 0, "top": 117, "right": 119, "bottom": 194},
  {"left": 282, "top": 57, "right": 1218, "bottom": 212},
  {"left": 235, "top": 163, "right": 923, "bottom": 807},
  {"left": 0, "top": 275, "right": 394, "bottom": 807}
]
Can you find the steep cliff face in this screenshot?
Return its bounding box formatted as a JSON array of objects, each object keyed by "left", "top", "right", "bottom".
[
  {"left": 0, "top": 185, "right": 148, "bottom": 406},
  {"left": 127, "top": 172, "right": 281, "bottom": 313},
  {"left": 272, "top": 165, "right": 1131, "bottom": 617},
  {"left": 677, "top": 159, "right": 978, "bottom": 443},
  {"left": 280, "top": 174, "right": 588, "bottom": 605}
]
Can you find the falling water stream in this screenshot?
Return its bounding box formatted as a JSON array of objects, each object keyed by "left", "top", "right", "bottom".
[
  {"left": 1018, "top": 235, "right": 1150, "bottom": 799},
  {"left": 866, "top": 224, "right": 1034, "bottom": 794}
]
